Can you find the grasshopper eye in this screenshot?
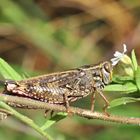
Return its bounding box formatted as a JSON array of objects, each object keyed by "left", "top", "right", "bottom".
[
  {"left": 101, "top": 62, "right": 112, "bottom": 85},
  {"left": 104, "top": 62, "right": 112, "bottom": 73}
]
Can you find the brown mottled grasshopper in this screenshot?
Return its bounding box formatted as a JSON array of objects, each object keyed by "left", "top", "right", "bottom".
[{"left": 1, "top": 45, "right": 127, "bottom": 115}]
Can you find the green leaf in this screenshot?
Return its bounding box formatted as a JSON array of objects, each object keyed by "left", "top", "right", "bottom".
[
  {"left": 104, "top": 82, "right": 137, "bottom": 94},
  {"left": 112, "top": 75, "right": 134, "bottom": 84},
  {"left": 135, "top": 66, "right": 140, "bottom": 91},
  {"left": 110, "top": 97, "right": 140, "bottom": 108},
  {"left": 41, "top": 112, "right": 67, "bottom": 130},
  {"left": 0, "top": 58, "right": 22, "bottom": 80},
  {"left": 131, "top": 49, "right": 138, "bottom": 71}
]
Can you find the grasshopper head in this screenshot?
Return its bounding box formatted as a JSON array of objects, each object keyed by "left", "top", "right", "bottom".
[{"left": 101, "top": 61, "right": 113, "bottom": 85}]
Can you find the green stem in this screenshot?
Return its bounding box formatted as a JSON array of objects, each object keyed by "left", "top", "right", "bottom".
[{"left": 0, "top": 101, "right": 53, "bottom": 140}]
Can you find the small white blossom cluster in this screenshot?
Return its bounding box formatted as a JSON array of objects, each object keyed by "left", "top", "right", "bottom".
[{"left": 111, "top": 44, "right": 127, "bottom": 66}]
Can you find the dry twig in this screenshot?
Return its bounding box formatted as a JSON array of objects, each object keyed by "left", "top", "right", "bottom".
[{"left": 0, "top": 94, "right": 139, "bottom": 125}]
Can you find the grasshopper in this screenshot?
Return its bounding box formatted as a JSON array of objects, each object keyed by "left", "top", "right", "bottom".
[{"left": 1, "top": 45, "right": 127, "bottom": 115}]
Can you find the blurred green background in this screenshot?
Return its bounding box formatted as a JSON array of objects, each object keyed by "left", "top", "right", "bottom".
[{"left": 0, "top": 0, "right": 140, "bottom": 140}]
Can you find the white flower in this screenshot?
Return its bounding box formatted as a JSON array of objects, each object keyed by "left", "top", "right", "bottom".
[{"left": 111, "top": 44, "right": 127, "bottom": 66}]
